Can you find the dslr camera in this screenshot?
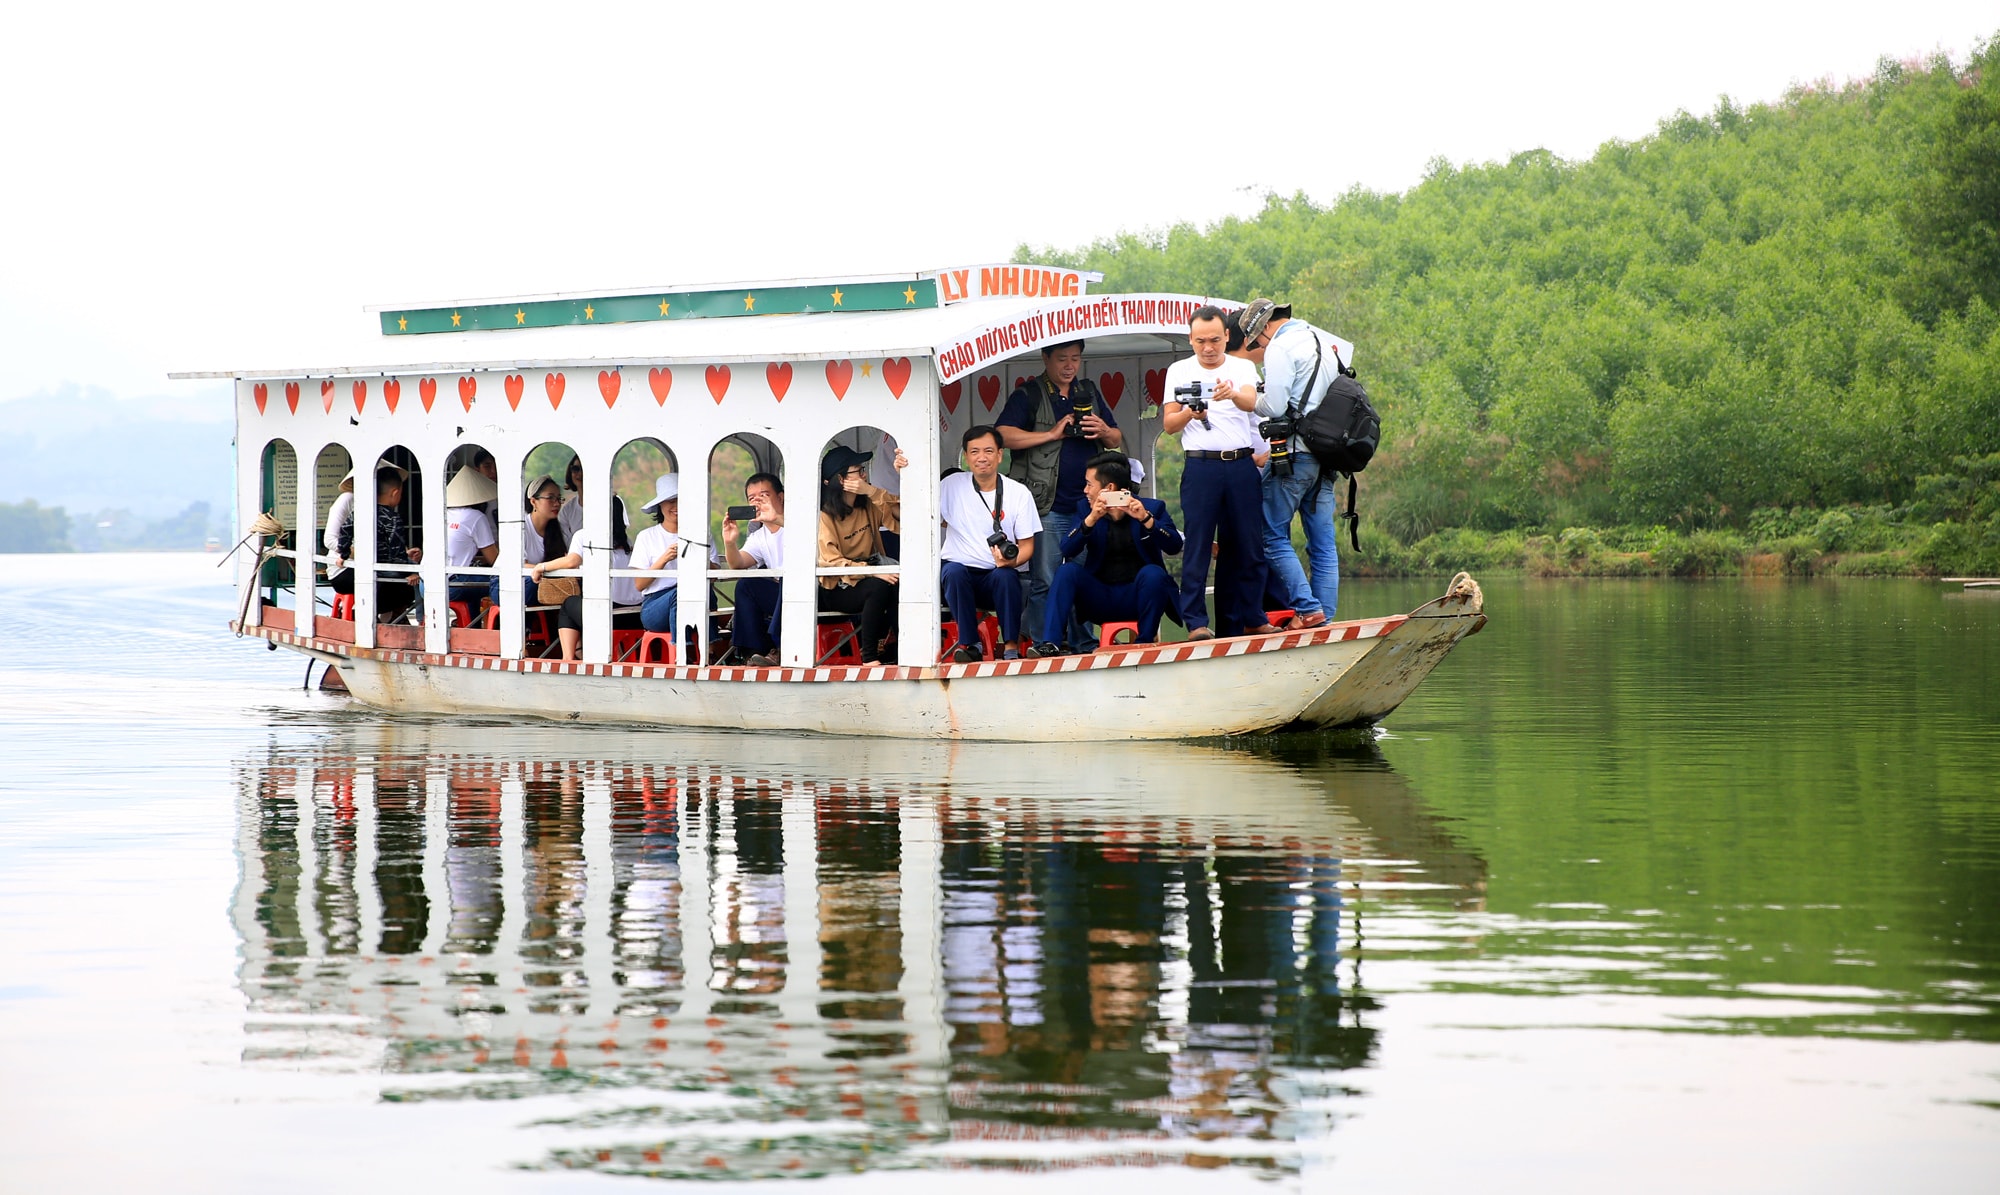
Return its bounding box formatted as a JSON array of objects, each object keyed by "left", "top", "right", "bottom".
[
  {"left": 1063, "top": 392, "right": 1095, "bottom": 439},
  {"left": 1259, "top": 413, "right": 1297, "bottom": 478},
  {"left": 986, "top": 529, "right": 1019, "bottom": 561}
]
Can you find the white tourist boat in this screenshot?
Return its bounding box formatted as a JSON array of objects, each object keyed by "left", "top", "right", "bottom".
[{"left": 185, "top": 264, "right": 1485, "bottom": 740}]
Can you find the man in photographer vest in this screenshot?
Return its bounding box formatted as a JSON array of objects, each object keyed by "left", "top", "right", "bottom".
[
  {"left": 998, "top": 339, "right": 1121, "bottom": 651},
  {"left": 940, "top": 425, "right": 1042, "bottom": 663},
  {"left": 1237, "top": 298, "right": 1342, "bottom": 627}
]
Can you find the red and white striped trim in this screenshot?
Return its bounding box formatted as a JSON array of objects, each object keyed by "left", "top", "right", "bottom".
[{"left": 231, "top": 615, "right": 1407, "bottom": 683}]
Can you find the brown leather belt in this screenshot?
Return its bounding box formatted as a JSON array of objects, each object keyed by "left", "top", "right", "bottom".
[{"left": 1185, "top": 449, "right": 1257, "bottom": 461}]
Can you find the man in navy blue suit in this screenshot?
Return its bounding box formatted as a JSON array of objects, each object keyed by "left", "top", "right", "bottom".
[{"left": 1026, "top": 452, "right": 1184, "bottom": 657}]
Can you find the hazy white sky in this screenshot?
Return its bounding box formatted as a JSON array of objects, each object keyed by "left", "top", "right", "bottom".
[{"left": 0, "top": 0, "right": 1991, "bottom": 407}]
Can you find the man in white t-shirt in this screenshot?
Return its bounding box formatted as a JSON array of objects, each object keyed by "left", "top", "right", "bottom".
[
  {"left": 717, "top": 471, "right": 786, "bottom": 665},
  {"left": 939, "top": 424, "right": 1042, "bottom": 662},
  {"left": 1163, "top": 305, "right": 1276, "bottom": 639}
]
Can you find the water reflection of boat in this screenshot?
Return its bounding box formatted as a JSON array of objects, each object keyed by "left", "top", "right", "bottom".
[{"left": 232, "top": 726, "right": 1482, "bottom": 1178}]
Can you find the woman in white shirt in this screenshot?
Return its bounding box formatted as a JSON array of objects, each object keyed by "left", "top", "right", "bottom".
[
  {"left": 523, "top": 474, "right": 566, "bottom": 608},
  {"left": 630, "top": 474, "right": 683, "bottom": 635},
  {"left": 443, "top": 468, "right": 500, "bottom": 607}
]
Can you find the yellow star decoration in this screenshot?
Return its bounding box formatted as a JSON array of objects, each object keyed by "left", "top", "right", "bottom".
[
  {"left": 450, "top": 311, "right": 462, "bottom": 327},
  {"left": 903, "top": 285, "right": 918, "bottom": 304},
  {"left": 584, "top": 304, "right": 595, "bottom": 320},
  {"left": 831, "top": 288, "right": 844, "bottom": 306},
  {"left": 860, "top": 361, "right": 873, "bottom": 377},
  {"left": 657, "top": 298, "right": 670, "bottom": 316},
  {"left": 744, "top": 293, "right": 756, "bottom": 312},
  {"left": 515, "top": 309, "right": 527, "bottom": 325},
  {"left": 397, "top": 315, "right": 408, "bottom": 331}
]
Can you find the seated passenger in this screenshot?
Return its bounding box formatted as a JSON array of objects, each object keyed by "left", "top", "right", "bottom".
[
  {"left": 522, "top": 474, "right": 568, "bottom": 608},
  {"left": 939, "top": 424, "right": 1040, "bottom": 663},
  {"left": 556, "top": 453, "right": 629, "bottom": 544},
  {"left": 323, "top": 470, "right": 356, "bottom": 589},
  {"left": 329, "top": 464, "right": 420, "bottom": 622},
  {"left": 631, "top": 473, "right": 683, "bottom": 635},
  {"left": 529, "top": 511, "right": 642, "bottom": 661},
  {"left": 1027, "top": 452, "right": 1183, "bottom": 657},
  {"left": 817, "top": 444, "right": 906, "bottom": 665},
  {"left": 719, "top": 471, "right": 786, "bottom": 666},
  {"left": 443, "top": 467, "right": 500, "bottom": 608}
]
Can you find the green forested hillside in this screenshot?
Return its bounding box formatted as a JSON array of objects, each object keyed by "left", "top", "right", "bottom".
[{"left": 1025, "top": 43, "right": 2000, "bottom": 575}]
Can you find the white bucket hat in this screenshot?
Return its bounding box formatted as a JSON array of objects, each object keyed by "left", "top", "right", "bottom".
[
  {"left": 444, "top": 468, "right": 498, "bottom": 507},
  {"left": 640, "top": 473, "right": 681, "bottom": 512}
]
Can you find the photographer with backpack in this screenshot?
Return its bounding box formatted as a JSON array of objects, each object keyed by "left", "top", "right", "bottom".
[{"left": 1234, "top": 298, "right": 1373, "bottom": 628}]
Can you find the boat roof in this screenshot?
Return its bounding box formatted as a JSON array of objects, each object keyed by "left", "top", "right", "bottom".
[{"left": 171, "top": 264, "right": 1237, "bottom": 384}]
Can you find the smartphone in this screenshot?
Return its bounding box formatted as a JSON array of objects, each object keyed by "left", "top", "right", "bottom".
[
  {"left": 727, "top": 505, "right": 758, "bottom": 521},
  {"left": 1102, "top": 491, "right": 1131, "bottom": 507}
]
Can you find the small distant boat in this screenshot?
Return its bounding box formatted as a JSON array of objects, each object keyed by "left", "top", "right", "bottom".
[
  {"left": 204, "top": 536, "right": 222, "bottom": 552},
  {"left": 188, "top": 264, "right": 1486, "bottom": 740}
]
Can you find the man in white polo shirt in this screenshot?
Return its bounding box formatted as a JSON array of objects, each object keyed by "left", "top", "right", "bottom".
[
  {"left": 1163, "top": 304, "right": 1275, "bottom": 640},
  {"left": 938, "top": 424, "right": 1041, "bottom": 662},
  {"left": 718, "top": 471, "right": 786, "bottom": 665}
]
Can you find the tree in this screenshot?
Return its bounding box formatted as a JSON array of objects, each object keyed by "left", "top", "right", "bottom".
[{"left": 0, "top": 500, "right": 73, "bottom": 553}]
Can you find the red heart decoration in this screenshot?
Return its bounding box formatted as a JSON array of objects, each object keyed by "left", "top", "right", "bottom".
[
  {"left": 648, "top": 367, "right": 672, "bottom": 404},
  {"left": 545, "top": 372, "right": 565, "bottom": 409},
  {"left": 977, "top": 376, "right": 1000, "bottom": 410},
  {"left": 825, "top": 359, "right": 853, "bottom": 401},
  {"left": 458, "top": 375, "right": 477, "bottom": 410},
  {"left": 504, "top": 374, "right": 524, "bottom": 410},
  {"left": 1144, "top": 368, "right": 1166, "bottom": 406},
  {"left": 705, "top": 365, "right": 730, "bottom": 403},
  {"left": 598, "top": 369, "right": 621, "bottom": 408},
  {"left": 352, "top": 380, "right": 368, "bottom": 412},
  {"left": 766, "top": 361, "right": 793, "bottom": 401},
  {"left": 883, "top": 357, "right": 912, "bottom": 399},
  {"left": 284, "top": 381, "right": 300, "bottom": 413},
  {"left": 321, "top": 380, "right": 335, "bottom": 413},
  {"left": 941, "top": 380, "right": 962, "bottom": 413},
  {"left": 419, "top": 378, "right": 438, "bottom": 411},
  {"left": 253, "top": 382, "right": 268, "bottom": 414},
  {"left": 1099, "top": 372, "right": 1125, "bottom": 410},
  {"left": 383, "top": 378, "right": 401, "bottom": 414}
]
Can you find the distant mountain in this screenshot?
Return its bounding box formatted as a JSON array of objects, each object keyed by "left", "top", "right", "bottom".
[{"left": 0, "top": 383, "right": 234, "bottom": 525}]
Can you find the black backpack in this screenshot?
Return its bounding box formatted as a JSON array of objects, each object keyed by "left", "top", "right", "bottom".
[{"left": 1292, "top": 334, "right": 1382, "bottom": 550}]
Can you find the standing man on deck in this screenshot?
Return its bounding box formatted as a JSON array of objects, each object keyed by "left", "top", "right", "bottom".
[
  {"left": 1164, "top": 306, "right": 1275, "bottom": 640},
  {"left": 998, "top": 339, "right": 1121, "bottom": 652},
  {"left": 1238, "top": 298, "right": 1342, "bottom": 627}
]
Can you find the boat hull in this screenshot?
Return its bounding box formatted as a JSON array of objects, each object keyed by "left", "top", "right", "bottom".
[{"left": 243, "top": 588, "right": 1485, "bottom": 741}]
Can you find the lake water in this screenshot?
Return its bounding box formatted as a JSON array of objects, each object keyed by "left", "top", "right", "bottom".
[{"left": 2, "top": 555, "right": 1996, "bottom": 1192}]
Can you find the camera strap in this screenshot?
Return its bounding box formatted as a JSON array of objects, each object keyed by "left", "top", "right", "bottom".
[{"left": 974, "top": 476, "right": 1004, "bottom": 532}]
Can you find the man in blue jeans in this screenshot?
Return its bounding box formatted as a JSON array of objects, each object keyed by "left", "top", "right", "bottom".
[
  {"left": 1236, "top": 299, "right": 1341, "bottom": 627},
  {"left": 997, "top": 339, "right": 1122, "bottom": 651}
]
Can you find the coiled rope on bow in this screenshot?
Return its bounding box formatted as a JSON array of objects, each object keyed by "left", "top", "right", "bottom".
[
  {"left": 1445, "top": 571, "right": 1484, "bottom": 613},
  {"left": 220, "top": 511, "right": 288, "bottom": 636}
]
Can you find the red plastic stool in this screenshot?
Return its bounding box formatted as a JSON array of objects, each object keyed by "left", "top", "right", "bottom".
[
  {"left": 1097, "top": 621, "right": 1141, "bottom": 648},
  {"left": 1264, "top": 609, "right": 1295, "bottom": 631},
  {"left": 939, "top": 614, "right": 1001, "bottom": 661},
  {"left": 612, "top": 629, "right": 643, "bottom": 661},
  {"left": 330, "top": 593, "right": 354, "bottom": 621},
  {"left": 637, "top": 632, "right": 677, "bottom": 664},
  {"left": 816, "top": 619, "right": 862, "bottom": 665},
  {"left": 448, "top": 601, "right": 472, "bottom": 629}
]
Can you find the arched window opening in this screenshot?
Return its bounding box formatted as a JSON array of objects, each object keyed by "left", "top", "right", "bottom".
[
  {"left": 812, "top": 427, "right": 904, "bottom": 667},
  {"left": 257, "top": 439, "right": 298, "bottom": 610}
]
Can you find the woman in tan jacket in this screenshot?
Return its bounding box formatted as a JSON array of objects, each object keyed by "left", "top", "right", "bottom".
[{"left": 816, "top": 443, "right": 906, "bottom": 663}]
